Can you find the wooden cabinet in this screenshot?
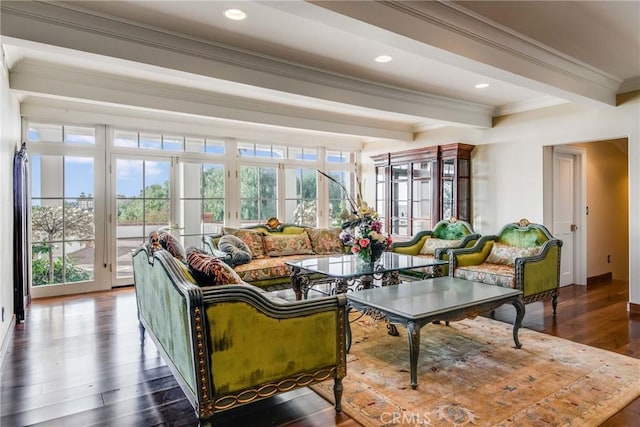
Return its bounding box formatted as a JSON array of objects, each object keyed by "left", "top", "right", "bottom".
[
  {"left": 440, "top": 143, "right": 474, "bottom": 223},
  {"left": 372, "top": 143, "right": 473, "bottom": 238}
]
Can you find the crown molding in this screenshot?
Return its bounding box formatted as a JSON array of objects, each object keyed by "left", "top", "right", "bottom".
[
  {"left": 619, "top": 77, "right": 640, "bottom": 95},
  {"left": 0, "top": 1, "right": 492, "bottom": 128},
  {"left": 313, "top": 0, "right": 620, "bottom": 107},
  {"left": 495, "top": 96, "right": 569, "bottom": 117}
]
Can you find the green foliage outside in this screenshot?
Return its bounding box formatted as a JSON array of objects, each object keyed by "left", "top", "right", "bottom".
[{"left": 31, "top": 204, "right": 94, "bottom": 286}]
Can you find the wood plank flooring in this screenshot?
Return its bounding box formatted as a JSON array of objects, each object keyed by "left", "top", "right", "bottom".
[{"left": 1, "top": 280, "right": 638, "bottom": 426}]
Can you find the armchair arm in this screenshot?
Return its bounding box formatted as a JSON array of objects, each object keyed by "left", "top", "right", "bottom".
[
  {"left": 202, "top": 286, "right": 348, "bottom": 396},
  {"left": 434, "top": 233, "right": 481, "bottom": 260},
  {"left": 514, "top": 239, "right": 562, "bottom": 297},
  {"left": 391, "top": 230, "right": 433, "bottom": 255},
  {"left": 447, "top": 235, "right": 498, "bottom": 274}
]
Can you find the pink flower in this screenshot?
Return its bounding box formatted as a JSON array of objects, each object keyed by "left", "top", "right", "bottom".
[
  {"left": 370, "top": 220, "right": 382, "bottom": 233},
  {"left": 351, "top": 246, "right": 360, "bottom": 254},
  {"left": 359, "top": 238, "right": 370, "bottom": 248}
]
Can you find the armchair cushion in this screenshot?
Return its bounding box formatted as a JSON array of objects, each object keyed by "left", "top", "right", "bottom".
[
  {"left": 218, "top": 234, "right": 252, "bottom": 265},
  {"left": 186, "top": 247, "right": 244, "bottom": 286},
  {"left": 419, "top": 237, "right": 463, "bottom": 256},
  {"left": 485, "top": 243, "right": 541, "bottom": 266},
  {"left": 262, "top": 232, "right": 314, "bottom": 257}
]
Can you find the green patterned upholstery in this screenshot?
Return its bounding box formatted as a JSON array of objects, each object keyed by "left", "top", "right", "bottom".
[
  {"left": 448, "top": 219, "right": 563, "bottom": 315},
  {"left": 132, "top": 245, "right": 348, "bottom": 422}
]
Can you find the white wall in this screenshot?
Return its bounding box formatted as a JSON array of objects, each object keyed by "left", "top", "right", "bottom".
[
  {"left": 0, "top": 46, "right": 21, "bottom": 350},
  {"left": 363, "top": 92, "right": 640, "bottom": 306}
]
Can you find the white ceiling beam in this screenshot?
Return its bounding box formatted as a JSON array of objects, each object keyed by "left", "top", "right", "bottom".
[
  {"left": 9, "top": 59, "right": 416, "bottom": 141},
  {"left": 0, "top": 1, "right": 493, "bottom": 129}
]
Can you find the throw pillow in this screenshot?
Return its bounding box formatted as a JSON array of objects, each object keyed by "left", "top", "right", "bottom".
[
  {"left": 485, "top": 242, "right": 541, "bottom": 266},
  {"left": 185, "top": 247, "right": 244, "bottom": 286},
  {"left": 262, "top": 232, "right": 314, "bottom": 257},
  {"left": 223, "top": 227, "right": 266, "bottom": 258},
  {"left": 306, "top": 228, "right": 344, "bottom": 255},
  {"left": 218, "top": 234, "right": 252, "bottom": 266},
  {"left": 148, "top": 230, "right": 186, "bottom": 261},
  {"left": 419, "top": 237, "right": 462, "bottom": 256}
]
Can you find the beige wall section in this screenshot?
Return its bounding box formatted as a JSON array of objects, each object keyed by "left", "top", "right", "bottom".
[
  {"left": 575, "top": 139, "right": 629, "bottom": 280},
  {"left": 362, "top": 92, "right": 640, "bottom": 305},
  {"left": 0, "top": 46, "right": 21, "bottom": 352}
]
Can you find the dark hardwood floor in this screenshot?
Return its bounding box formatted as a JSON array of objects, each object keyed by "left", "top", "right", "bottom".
[{"left": 1, "top": 280, "right": 638, "bottom": 426}]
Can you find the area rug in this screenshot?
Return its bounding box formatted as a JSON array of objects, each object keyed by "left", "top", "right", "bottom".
[{"left": 312, "top": 315, "right": 640, "bottom": 426}]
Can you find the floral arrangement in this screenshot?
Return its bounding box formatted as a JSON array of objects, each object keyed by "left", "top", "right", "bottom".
[{"left": 318, "top": 170, "right": 392, "bottom": 263}]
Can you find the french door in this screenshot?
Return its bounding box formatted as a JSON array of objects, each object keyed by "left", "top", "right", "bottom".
[{"left": 112, "top": 156, "right": 172, "bottom": 286}]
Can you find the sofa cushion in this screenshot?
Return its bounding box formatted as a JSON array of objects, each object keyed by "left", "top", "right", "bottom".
[
  {"left": 306, "top": 228, "right": 344, "bottom": 255},
  {"left": 262, "top": 232, "right": 314, "bottom": 257},
  {"left": 218, "top": 235, "right": 252, "bottom": 266},
  {"left": 419, "top": 237, "right": 462, "bottom": 256},
  {"left": 454, "top": 264, "right": 515, "bottom": 288},
  {"left": 232, "top": 254, "right": 315, "bottom": 283},
  {"left": 186, "top": 247, "right": 244, "bottom": 286},
  {"left": 223, "top": 227, "right": 266, "bottom": 258},
  {"left": 485, "top": 243, "right": 540, "bottom": 266}
]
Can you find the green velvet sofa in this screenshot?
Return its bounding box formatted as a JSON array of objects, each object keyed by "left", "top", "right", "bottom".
[
  {"left": 391, "top": 217, "right": 479, "bottom": 277},
  {"left": 447, "top": 219, "right": 562, "bottom": 314},
  {"left": 132, "top": 244, "right": 348, "bottom": 422},
  {"left": 204, "top": 222, "right": 348, "bottom": 290}
]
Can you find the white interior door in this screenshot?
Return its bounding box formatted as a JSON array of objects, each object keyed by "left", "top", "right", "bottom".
[{"left": 553, "top": 153, "right": 576, "bottom": 286}]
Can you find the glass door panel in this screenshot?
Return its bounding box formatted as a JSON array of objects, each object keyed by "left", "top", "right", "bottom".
[
  {"left": 30, "top": 155, "right": 96, "bottom": 287},
  {"left": 239, "top": 165, "right": 278, "bottom": 226},
  {"left": 180, "top": 162, "right": 225, "bottom": 249},
  {"left": 115, "top": 158, "right": 170, "bottom": 280},
  {"left": 284, "top": 167, "right": 317, "bottom": 227}
]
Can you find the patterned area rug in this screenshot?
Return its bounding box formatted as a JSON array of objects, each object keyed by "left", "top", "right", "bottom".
[{"left": 312, "top": 315, "right": 640, "bottom": 426}]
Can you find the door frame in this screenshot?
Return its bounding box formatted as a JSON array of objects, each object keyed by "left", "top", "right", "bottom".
[{"left": 544, "top": 145, "right": 587, "bottom": 286}]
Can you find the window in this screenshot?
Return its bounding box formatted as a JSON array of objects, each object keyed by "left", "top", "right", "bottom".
[
  {"left": 180, "top": 162, "right": 225, "bottom": 248},
  {"left": 239, "top": 165, "right": 278, "bottom": 225},
  {"left": 115, "top": 159, "right": 171, "bottom": 277},
  {"left": 28, "top": 123, "right": 96, "bottom": 145},
  {"left": 328, "top": 170, "right": 356, "bottom": 227},
  {"left": 284, "top": 167, "right": 317, "bottom": 227},
  {"left": 30, "top": 154, "right": 96, "bottom": 286}
]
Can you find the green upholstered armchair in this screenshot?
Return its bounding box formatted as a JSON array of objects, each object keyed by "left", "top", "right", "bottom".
[
  {"left": 447, "top": 219, "right": 562, "bottom": 314},
  {"left": 391, "top": 217, "right": 479, "bottom": 277},
  {"left": 132, "top": 245, "right": 348, "bottom": 422}
]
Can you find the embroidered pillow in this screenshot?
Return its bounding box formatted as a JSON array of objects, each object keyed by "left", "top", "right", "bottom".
[
  {"left": 185, "top": 247, "right": 243, "bottom": 286},
  {"left": 306, "top": 228, "right": 344, "bottom": 255},
  {"left": 419, "top": 238, "right": 462, "bottom": 256},
  {"left": 485, "top": 243, "right": 541, "bottom": 266},
  {"left": 148, "top": 230, "right": 186, "bottom": 261},
  {"left": 218, "top": 234, "right": 252, "bottom": 265},
  {"left": 262, "top": 232, "right": 314, "bottom": 257},
  {"left": 223, "top": 227, "right": 266, "bottom": 258}
]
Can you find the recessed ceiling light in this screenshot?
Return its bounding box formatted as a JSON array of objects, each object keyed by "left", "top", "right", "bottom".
[
  {"left": 475, "top": 83, "right": 490, "bottom": 89},
  {"left": 374, "top": 55, "right": 393, "bottom": 63},
  {"left": 224, "top": 9, "right": 247, "bottom": 21}
]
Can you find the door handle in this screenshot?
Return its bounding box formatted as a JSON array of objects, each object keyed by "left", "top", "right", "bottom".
[{"left": 570, "top": 224, "right": 578, "bottom": 232}]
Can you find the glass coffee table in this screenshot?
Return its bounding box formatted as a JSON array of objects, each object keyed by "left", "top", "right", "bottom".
[{"left": 286, "top": 252, "right": 446, "bottom": 301}]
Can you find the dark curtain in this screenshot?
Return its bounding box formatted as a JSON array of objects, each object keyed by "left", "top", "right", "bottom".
[{"left": 13, "top": 141, "right": 30, "bottom": 322}]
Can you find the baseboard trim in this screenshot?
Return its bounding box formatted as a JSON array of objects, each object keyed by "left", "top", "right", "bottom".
[
  {"left": 586, "top": 272, "right": 612, "bottom": 285},
  {"left": 0, "top": 315, "right": 16, "bottom": 369},
  {"left": 629, "top": 302, "right": 640, "bottom": 314}
]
